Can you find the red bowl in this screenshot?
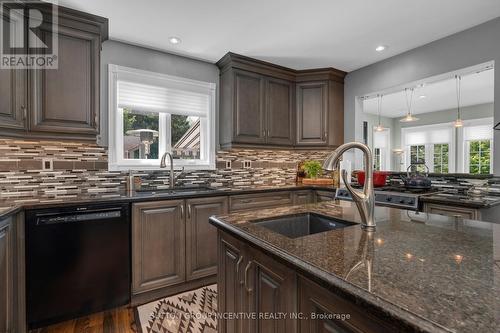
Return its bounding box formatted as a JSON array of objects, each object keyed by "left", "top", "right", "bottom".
[{"left": 357, "top": 171, "right": 388, "bottom": 187}]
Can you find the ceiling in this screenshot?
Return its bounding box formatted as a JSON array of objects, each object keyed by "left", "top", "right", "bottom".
[
  {"left": 363, "top": 68, "right": 494, "bottom": 118},
  {"left": 49, "top": 0, "right": 500, "bottom": 71}
]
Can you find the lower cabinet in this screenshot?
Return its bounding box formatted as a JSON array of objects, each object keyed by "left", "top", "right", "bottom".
[
  {"left": 132, "top": 197, "right": 228, "bottom": 300},
  {"left": 0, "top": 215, "right": 25, "bottom": 333},
  {"left": 315, "top": 190, "right": 334, "bottom": 202},
  {"left": 293, "top": 190, "right": 315, "bottom": 205},
  {"left": 423, "top": 203, "right": 480, "bottom": 220},
  {"left": 218, "top": 231, "right": 296, "bottom": 333},
  {"left": 298, "top": 277, "right": 397, "bottom": 333},
  {"left": 186, "top": 197, "right": 228, "bottom": 280},
  {"left": 218, "top": 230, "right": 399, "bottom": 333},
  {"left": 0, "top": 218, "right": 14, "bottom": 333},
  {"left": 132, "top": 200, "right": 186, "bottom": 294}
]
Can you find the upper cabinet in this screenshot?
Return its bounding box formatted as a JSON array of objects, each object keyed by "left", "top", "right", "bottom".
[
  {"left": 217, "top": 52, "right": 346, "bottom": 149},
  {"left": 0, "top": 3, "right": 108, "bottom": 142}
]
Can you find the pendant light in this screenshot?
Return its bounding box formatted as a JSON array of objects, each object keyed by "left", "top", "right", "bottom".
[
  {"left": 454, "top": 75, "right": 464, "bottom": 128},
  {"left": 400, "top": 88, "right": 419, "bottom": 122},
  {"left": 375, "top": 94, "right": 386, "bottom": 132}
]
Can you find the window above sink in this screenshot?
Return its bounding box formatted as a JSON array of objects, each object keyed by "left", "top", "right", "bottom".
[{"left": 108, "top": 65, "right": 216, "bottom": 171}]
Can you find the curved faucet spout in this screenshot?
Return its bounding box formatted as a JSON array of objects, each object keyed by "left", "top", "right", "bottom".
[{"left": 323, "top": 142, "right": 376, "bottom": 230}]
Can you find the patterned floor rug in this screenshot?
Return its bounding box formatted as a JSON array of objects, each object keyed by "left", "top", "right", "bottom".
[{"left": 136, "top": 284, "right": 217, "bottom": 333}]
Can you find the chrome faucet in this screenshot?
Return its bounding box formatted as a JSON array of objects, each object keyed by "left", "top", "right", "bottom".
[
  {"left": 160, "top": 152, "right": 184, "bottom": 189},
  {"left": 323, "top": 142, "right": 376, "bottom": 230}
]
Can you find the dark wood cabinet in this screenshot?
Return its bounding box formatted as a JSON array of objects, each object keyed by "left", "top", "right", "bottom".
[
  {"left": 218, "top": 232, "right": 245, "bottom": 333},
  {"left": 186, "top": 196, "right": 228, "bottom": 281},
  {"left": 0, "top": 219, "right": 14, "bottom": 333},
  {"left": 0, "top": 69, "right": 27, "bottom": 132},
  {"left": 132, "top": 200, "right": 186, "bottom": 294},
  {"left": 293, "top": 190, "right": 315, "bottom": 205},
  {"left": 217, "top": 53, "right": 345, "bottom": 149},
  {"left": 0, "top": 4, "right": 108, "bottom": 142},
  {"left": 296, "top": 82, "right": 328, "bottom": 146},
  {"left": 266, "top": 78, "right": 294, "bottom": 145},
  {"left": 217, "top": 229, "right": 398, "bottom": 333},
  {"left": 298, "top": 277, "right": 397, "bottom": 333},
  {"left": 245, "top": 246, "right": 297, "bottom": 333},
  {"left": 233, "top": 70, "right": 266, "bottom": 144},
  {"left": 229, "top": 191, "right": 294, "bottom": 212},
  {"left": 29, "top": 26, "right": 101, "bottom": 139},
  {"left": 217, "top": 231, "right": 296, "bottom": 333}
]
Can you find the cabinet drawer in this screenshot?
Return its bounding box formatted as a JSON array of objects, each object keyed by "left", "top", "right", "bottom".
[
  {"left": 315, "top": 190, "right": 334, "bottom": 202},
  {"left": 424, "top": 203, "right": 479, "bottom": 220},
  {"left": 230, "top": 191, "right": 293, "bottom": 212}
]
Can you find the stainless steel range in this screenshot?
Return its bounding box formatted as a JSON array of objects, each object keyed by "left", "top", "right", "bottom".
[{"left": 335, "top": 186, "right": 440, "bottom": 211}]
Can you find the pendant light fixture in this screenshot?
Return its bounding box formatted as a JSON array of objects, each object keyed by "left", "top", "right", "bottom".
[
  {"left": 400, "top": 88, "right": 419, "bottom": 122},
  {"left": 454, "top": 75, "right": 464, "bottom": 128},
  {"left": 375, "top": 94, "right": 387, "bottom": 132}
]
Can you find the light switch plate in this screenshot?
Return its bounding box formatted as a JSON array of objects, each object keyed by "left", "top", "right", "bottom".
[{"left": 42, "top": 158, "right": 53, "bottom": 171}]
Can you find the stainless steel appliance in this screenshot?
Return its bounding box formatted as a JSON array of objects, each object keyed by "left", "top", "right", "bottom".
[{"left": 26, "top": 203, "right": 131, "bottom": 329}]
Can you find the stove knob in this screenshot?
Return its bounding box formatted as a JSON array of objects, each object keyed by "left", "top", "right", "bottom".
[
  {"left": 400, "top": 199, "right": 405, "bottom": 204},
  {"left": 408, "top": 200, "right": 415, "bottom": 205},
  {"left": 386, "top": 197, "right": 392, "bottom": 202}
]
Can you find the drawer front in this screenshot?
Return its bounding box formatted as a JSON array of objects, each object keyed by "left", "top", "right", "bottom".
[
  {"left": 425, "top": 203, "right": 479, "bottom": 220},
  {"left": 230, "top": 191, "right": 293, "bottom": 212},
  {"left": 315, "top": 190, "right": 334, "bottom": 202}
]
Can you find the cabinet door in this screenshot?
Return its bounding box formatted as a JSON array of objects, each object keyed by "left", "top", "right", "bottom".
[
  {"left": 233, "top": 70, "right": 266, "bottom": 144},
  {"left": 299, "top": 277, "right": 396, "bottom": 333},
  {"left": 186, "top": 196, "right": 228, "bottom": 281},
  {"left": 296, "top": 82, "right": 328, "bottom": 146},
  {"left": 266, "top": 78, "right": 294, "bottom": 145},
  {"left": 0, "top": 8, "right": 27, "bottom": 133},
  {"left": 132, "top": 200, "right": 186, "bottom": 294},
  {"left": 245, "top": 246, "right": 297, "bottom": 333},
  {"left": 29, "top": 25, "right": 100, "bottom": 139},
  {"left": 218, "top": 232, "right": 245, "bottom": 333},
  {"left": 293, "top": 190, "right": 315, "bottom": 205},
  {"left": 0, "top": 220, "right": 14, "bottom": 333}
]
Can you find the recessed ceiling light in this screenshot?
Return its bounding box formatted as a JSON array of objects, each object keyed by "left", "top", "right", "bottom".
[
  {"left": 375, "top": 45, "right": 387, "bottom": 52},
  {"left": 168, "top": 37, "right": 181, "bottom": 45},
  {"left": 419, "top": 95, "right": 427, "bottom": 99}
]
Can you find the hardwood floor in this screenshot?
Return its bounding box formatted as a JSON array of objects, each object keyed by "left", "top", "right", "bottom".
[{"left": 30, "top": 307, "right": 138, "bottom": 333}]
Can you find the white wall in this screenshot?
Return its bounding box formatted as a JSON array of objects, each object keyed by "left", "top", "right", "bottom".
[{"left": 345, "top": 18, "right": 500, "bottom": 175}]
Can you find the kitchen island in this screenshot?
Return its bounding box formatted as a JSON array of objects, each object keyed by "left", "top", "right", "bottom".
[{"left": 209, "top": 201, "right": 500, "bottom": 333}]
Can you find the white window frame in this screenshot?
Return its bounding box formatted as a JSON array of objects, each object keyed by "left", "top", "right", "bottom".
[
  {"left": 459, "top": 118, "right": 494, "bottom": 174},
  {"left": 401, "top": 122, "right": 456, "bottom": 173},
  {"left": 372, "top": 128, "right": 391, "bottom": 171},
  {"left": 108, "top": 65, "right": 216, "bottom": 171}
]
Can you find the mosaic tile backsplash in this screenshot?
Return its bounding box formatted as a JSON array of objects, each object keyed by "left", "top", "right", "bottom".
[{"left": 0, "top": 139, "right": 331, "bottom": 201}]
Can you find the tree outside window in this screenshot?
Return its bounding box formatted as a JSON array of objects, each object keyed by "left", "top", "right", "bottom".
[
  {"left": 468, "top": 140, "right": 491, "bottom": 174},
  {"left": 433, "top": 144, "right": 449, "bottom": 173},
  {"left": 410, "top": 145, "right": 426, "bottom": 172},
  {"left": 374, "top": 148, "right": 381, "bottom": 171}
]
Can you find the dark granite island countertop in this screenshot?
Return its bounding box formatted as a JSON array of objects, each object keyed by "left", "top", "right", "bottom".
[{"left": 209, "top": 202, "right": 500, "bottom": 333}]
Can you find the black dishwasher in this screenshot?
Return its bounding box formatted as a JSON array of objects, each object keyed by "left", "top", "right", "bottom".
[{"left": 26, "top": 203, "right": 130, "bottom": 329}]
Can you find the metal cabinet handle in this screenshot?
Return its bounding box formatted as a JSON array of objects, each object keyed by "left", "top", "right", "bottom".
[
  {"left": 180, "top": 205, "right": 184, "bottom": 219},
  {"left": 236, "top": 256, "right": 244, "bottom": 285},
  {"left": 323, "top": 131, "right": 328, "bottom": 141},
  {"left": 240, "top": 199, "right": 253, "bottom": 204},
  {"left": 267, "top": 129, "right": 270, "bottom": 137},
  {"left": 262, "top": 129, "right": 266, "bottom": 137},
  {"left": 244, "top": 261, "right": 253, "bottom": 293},
  {"left": 21, "top": 105, "right": 27, "bottom": 119},
  {"left": 187, "top": 204, "right": 192, "bottom": 219}
]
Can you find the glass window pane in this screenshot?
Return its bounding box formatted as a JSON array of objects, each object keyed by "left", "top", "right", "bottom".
[
  {"left": 123, "top": 109, "right": 159, "bottom": 160},
  {"left": 171, "top": 115, "right": 201, "bottom": 160}
]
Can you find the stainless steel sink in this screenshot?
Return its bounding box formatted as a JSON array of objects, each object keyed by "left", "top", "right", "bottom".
[{"left": 253, "top": 213, "right": 357, "bottom": 239}]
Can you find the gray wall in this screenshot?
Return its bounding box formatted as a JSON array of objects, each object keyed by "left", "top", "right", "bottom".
[
  {"left": 345, "top": 17, "right": 500, "bottom": 175},
  {"left": 99, "top": 40, "right": 219, "bottom": 146},
  {"left": 393, "top": 102, "right": 494, "bottom": 149}
]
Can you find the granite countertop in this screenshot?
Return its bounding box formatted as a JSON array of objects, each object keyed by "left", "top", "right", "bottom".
[
  {"left": 419, "top": 192, "right": 500, "bottom": 209},
  {"left": 0, "top": 184, "right": 335, "bottom": 219},
  {"left": 210, "top": 202, "right": 500, "bottom": 333}
]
